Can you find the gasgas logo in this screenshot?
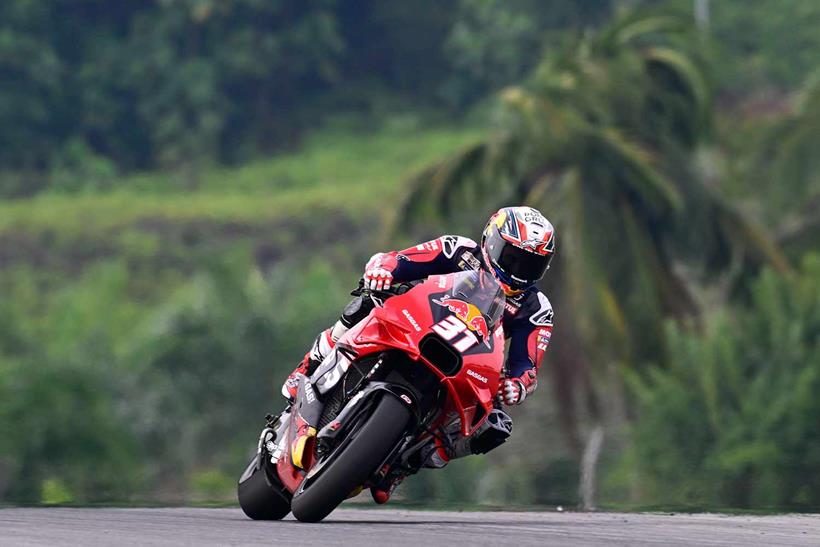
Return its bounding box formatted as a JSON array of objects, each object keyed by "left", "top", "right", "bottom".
[
  {"left": 432, "top": 295, "right": 489, "bottom": 342},
  {"left": 466, "top": 369, "right": 488, "bottom": 384},
  {"left": 402, "top": 309, "right": 422, "bottom": 332}
]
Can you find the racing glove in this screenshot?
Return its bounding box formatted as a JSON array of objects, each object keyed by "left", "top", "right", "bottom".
[
  {"left": 363, "top": 253, "right": 398, "bottom": 291},
  {"left": 497, "top": 369, "right": 537, "bottom": 406}
]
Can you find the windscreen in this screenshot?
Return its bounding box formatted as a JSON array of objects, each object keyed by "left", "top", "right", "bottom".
[{"left": 443, "top": 270, "right": 506, "bottom": 331}]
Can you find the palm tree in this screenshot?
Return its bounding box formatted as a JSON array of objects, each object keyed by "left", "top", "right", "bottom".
[{"left": 392, "top": 9, "right": 788, "bottom": 462}]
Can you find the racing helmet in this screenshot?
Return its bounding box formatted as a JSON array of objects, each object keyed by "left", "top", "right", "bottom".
[{"left": 481, "top": 206, "right": 555, "bottom": 295}]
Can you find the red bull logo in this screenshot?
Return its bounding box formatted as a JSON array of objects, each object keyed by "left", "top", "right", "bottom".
[{"left": 434, "top": 296, "right": 490, "bottom": 342}]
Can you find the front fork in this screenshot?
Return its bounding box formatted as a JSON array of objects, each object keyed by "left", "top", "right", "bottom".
[
  {"left": 263, "top": 411, "right": 292, "bottom": 466},
  {"left": 238, "top": 408, "right": 291, "bottom": 484}
]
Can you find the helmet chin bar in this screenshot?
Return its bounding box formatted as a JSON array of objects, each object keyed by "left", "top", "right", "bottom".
[{"left": 486, "top": 258, "right": 532, "bottom": 294}]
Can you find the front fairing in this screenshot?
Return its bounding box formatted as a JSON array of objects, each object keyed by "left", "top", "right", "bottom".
[{"left": 343, "top": 271, "right": 506, "bottom": 436}]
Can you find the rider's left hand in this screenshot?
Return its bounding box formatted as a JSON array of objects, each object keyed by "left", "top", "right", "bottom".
[
  {"left": 363, "top": 253, "right": 398, "bottom": 291},
  {"left": 497, "top": 370, "right": 537, "bottom": 405}
]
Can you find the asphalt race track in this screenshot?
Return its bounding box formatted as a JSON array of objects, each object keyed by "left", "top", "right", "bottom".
[{"left": 1, "top": 507, "right": 818, "bottom": 546}]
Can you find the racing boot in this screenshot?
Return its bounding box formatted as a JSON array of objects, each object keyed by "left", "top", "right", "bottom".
[
  {"left": 419, "top": 435, "right": 472, "bottom": 469},
  {"left": 416, "top": 418, "right": 473, "bottom": 469},
  {"left": 370, "top": 465, "right": 407, "bottom": 504},
  {"left": 369, "top": 435, "right": 466, "bottom": 503},
  {"left": 420, "top": 408, "right": 513, "bottom": 464},
  {"left": 281, "top": 353, "right": 317, "bottom": 400}
]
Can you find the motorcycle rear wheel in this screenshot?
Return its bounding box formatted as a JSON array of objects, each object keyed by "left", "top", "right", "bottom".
[
  {"left": 290, "top": 393, "right": 411, "bottom": 522},
  {"left": 237, "top": 461, "right": 292, "bottom": 520}
]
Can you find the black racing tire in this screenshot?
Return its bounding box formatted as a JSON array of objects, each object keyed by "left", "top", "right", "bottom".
[
  {"left": 237, "top": 462, "right": 292, "bottom": 520},
  {"left": 290, "top": 394, "right": 411, "bottom": 523}
]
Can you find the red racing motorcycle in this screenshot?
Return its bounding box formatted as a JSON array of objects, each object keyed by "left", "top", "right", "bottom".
[{"left": 237, "top": 270, "right": 507, "bottom": 522}]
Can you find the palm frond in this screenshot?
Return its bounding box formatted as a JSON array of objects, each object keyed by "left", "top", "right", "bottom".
[
  {"left": 523, "top": 169, "right": 562, "bottom": 206},
  {"left": 389, "top": 141, "right": 486, "bottom": 236},
  {"left": 713, "top": 199, "right": 790, "bottom": 273},
  {"left": 644, "top": 46, "right": 710, "bottom": 123},
  {"left": 600, "top": 13, "right": 689, "bottom": 51},
  {"left": 776, "top": 193, "right": 820, "bottom": 255},
  {"left": 587, "top": 127, "right": 683, "bottom": 216}
]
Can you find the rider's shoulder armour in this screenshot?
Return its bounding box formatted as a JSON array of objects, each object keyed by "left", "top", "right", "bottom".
[{"left": 502, "top": 287, "right": 554, "bottom": 329}]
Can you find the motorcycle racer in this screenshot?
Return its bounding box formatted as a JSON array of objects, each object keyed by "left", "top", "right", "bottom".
[{"left": 280, "top": 206, "right": 556, "bottom": 502}]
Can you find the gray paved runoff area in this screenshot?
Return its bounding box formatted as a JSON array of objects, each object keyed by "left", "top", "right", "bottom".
[{"left": 1, "top": 507, "right": 819, "bottom": 546}]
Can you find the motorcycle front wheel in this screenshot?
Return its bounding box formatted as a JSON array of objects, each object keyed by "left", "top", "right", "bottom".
[
  {"left": 237, "top": 458, "right": 292, "bottom": 520},
  {"left": 290, "top": 393, "right": 411, "bottom": 522}
]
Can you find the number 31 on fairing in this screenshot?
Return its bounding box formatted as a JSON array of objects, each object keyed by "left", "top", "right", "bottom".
[{"left": 431, "top": 316, "right": 479, "bottom": 352}]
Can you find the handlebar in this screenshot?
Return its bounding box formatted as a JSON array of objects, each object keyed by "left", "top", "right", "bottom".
[{"left": 350, "top": 278, "right": 423, "bottom": 300}]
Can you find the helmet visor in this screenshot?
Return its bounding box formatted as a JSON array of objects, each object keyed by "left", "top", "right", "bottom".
[{"left": 486, "top": 231, "right": 552, "bottom": 287}]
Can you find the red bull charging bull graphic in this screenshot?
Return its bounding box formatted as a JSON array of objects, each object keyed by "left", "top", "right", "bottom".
[{"left": 433, "top": 295, "right": 491, "bottom": 345}]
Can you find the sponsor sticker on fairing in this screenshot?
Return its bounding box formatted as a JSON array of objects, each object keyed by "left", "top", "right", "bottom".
[
  {"left": 433, "top": 295, "right": 489, "bottom": 342},
  {"left": 303, "top": 381, "right": 316, "bottom": 403},
  {"left": 466, "top": 369, "right": 488, "bottom": 384},
  {"left": 402, "top": 309, "right": 422, "bottom": 332}
]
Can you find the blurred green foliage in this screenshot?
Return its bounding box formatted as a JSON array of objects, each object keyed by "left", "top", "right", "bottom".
[
  {"left": 0, "top": 257, "right": 352, "bottom": 502},
  {"left": 441, "top": 0, "right": 613, "bottom": 105},
  {"left": 40, "top": 478, "right": 74, "bottom": 505},
  {"left": 2, "top": 0, "right": 816, "bottom": 196},
  {"left": 0, "top": 0, "right": 616, "bottom": 195},
  {"left": 624, "top": 255, "right": 820, "bottom": 510},
  {"left": 0, "top": 0, "right": 344, "bottom": 185},
  {"left": 710, "top": 1, "right": 820, "bottom": 91}
]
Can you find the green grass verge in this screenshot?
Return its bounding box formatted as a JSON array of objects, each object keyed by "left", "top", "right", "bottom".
[
  {"left": 0, "top": 123, "right": 482, "bottom": 292},
  {"left": 0, "top": 125, "right": 482, "bottom": 237}
]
